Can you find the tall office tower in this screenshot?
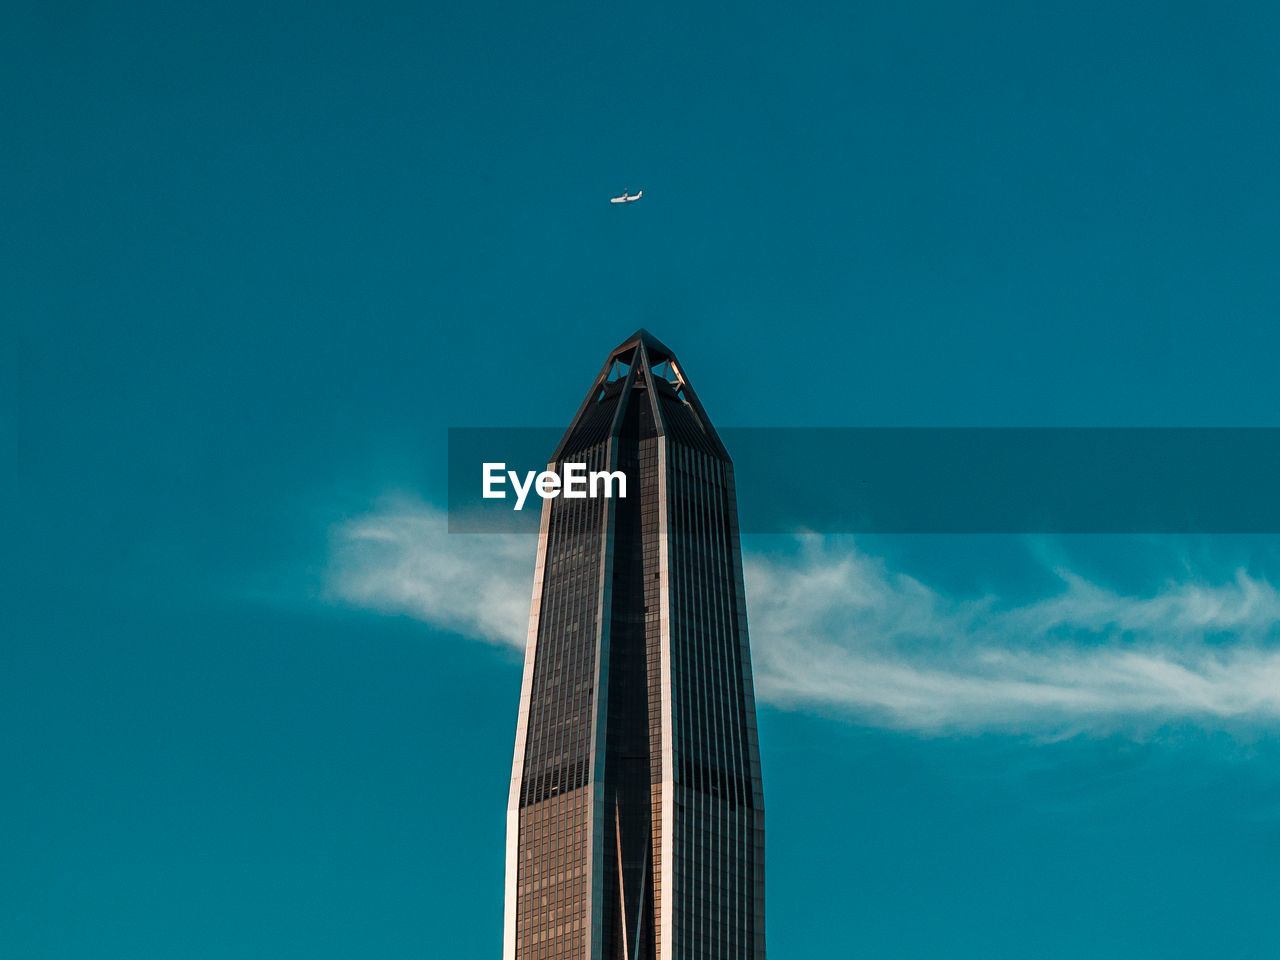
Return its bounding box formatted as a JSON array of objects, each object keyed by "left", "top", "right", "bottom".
[{"left": 504, "top": 330, "right": 765, "bottom": 960}]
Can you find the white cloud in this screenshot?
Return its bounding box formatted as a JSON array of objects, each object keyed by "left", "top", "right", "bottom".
[
  {"left": 328, "top": 496, "right": 531, "bottom": 649},
  {"left": 326, "top": 498, "right": 1280, "bottom": 733},
  {"left": 744, "top": 539, "right": 1280, "bottom": 731}
]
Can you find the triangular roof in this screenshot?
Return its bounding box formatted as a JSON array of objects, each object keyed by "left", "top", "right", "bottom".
[{"left": 551, "top": 330, "right": 728, "bottom": 461}]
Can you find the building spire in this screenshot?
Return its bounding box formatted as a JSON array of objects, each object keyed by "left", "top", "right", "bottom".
[{"left": 551, "top": 330, "right": 728, "bottom": 462}]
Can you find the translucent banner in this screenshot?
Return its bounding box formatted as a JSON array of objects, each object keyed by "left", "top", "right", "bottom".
[{"left": 448, "top": 427, "right": 1280, "bottom": 534}]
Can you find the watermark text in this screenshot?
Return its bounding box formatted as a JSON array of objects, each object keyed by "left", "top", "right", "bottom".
[{"left": 482, "top": 462, "right": 627, "bottom": 510}]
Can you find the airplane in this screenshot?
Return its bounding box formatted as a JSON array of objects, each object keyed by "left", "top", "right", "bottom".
[{"left": 610, "top": 189, "right": 643, "bottom": 204}]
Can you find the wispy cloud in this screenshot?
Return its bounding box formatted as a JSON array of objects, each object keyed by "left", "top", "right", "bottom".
[
  {"left": 329, "top": 496, "right": 532, "bottom": 648},
  {"left": 327, "top": 497, "right": 1280, "bottom": 733},
  {"left": 746, "top": 538, "right": 1280, "bottom": 732}
]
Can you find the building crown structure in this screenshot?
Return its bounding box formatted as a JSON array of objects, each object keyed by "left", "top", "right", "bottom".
[{"left": 505, "top": 331, "right": 765, "bottom": 960}]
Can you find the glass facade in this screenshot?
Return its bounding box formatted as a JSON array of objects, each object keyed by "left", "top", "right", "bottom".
[{"left": 505, "top": 331, "right": 765, "bottom": 960}]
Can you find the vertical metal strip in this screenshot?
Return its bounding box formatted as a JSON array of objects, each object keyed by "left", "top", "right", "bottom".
[
  {"left": 505, "top": 475, "right": 556, "bottom": 960},
  {"left": 656, "top": 433, "right": 674, "bottom": 960},
  {"left": 587, "top": 440, "right": 617, "bottom": 960},
  {"left": 723, "top": 460, "right": 766, "bottom": 958}
]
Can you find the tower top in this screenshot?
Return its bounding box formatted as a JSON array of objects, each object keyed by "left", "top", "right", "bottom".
[
  {"left": 552, "top": 330, "right": 729, "bottom": 462},
  {"left": 609, "top": 328, "right": 675, "bottom": 362}
]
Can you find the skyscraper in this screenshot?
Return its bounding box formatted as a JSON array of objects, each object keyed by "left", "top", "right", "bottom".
[{"left": 504, "top": 330, "right": 765, "bottom": 960}]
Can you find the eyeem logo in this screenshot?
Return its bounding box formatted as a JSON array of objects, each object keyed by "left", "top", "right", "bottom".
[{"left": 483, "top": 463, "right": 627, "bottom": 511}]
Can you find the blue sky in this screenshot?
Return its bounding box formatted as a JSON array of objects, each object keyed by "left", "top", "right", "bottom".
[{"left": 5, "top": 1, "right": 1280, "bottom": 957}]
